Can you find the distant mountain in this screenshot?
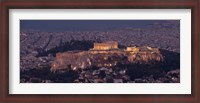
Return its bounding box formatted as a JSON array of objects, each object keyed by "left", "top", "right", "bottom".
[
  {"left": 147, "top": 20, "right": 180, "bottom": 29},
  {"left": 20, "top": 20, "right": 179, "bottom": 32}
]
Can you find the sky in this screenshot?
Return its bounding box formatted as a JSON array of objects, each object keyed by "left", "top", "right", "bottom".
[{"left": 20, "top": 20, "right": 178, "bottom": 32}]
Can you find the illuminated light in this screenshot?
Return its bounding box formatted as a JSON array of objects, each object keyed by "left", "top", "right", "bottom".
[
  {"left": 52, "top": 63, "right": 56, "bottom": 68},
  {"left": 147, "top": 46, "right": 152, "bottom": 50},
  {"left": 80, "top": 62, "right": 85, "bottom": 68},
  {"left": 89, "top": 61, "right": 91, "bottom": 65},
  {"left": 73, "top": 67, "right": 77, "bottom": 71}
]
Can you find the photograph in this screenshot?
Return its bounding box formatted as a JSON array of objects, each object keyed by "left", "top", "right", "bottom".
[
  {"left": 1, "top": 0, "right": 198, "bottom": 102},
  {"left": 20, "top": 20, "right": 180, "bottom": 83}
]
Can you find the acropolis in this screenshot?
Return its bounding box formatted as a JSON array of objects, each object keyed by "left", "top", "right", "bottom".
[{"left": 51, "top": 41, "right": 163, "bottom": 72}]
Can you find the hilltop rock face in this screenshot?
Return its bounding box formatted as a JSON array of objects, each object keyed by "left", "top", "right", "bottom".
[
  {"left": 51, "top": 48, "right": 163, "bottom": 72},
  {"left": 51, "top": 50, "right": 127, "bottom": 72}
]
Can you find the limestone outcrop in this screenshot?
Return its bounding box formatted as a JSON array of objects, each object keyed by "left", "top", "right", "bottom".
[{"left": 51, "top": 46, "right": 163, "bottom": 72}]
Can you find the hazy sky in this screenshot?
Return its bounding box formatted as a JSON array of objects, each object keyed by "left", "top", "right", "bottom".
[{"left": 20, "top": 20, "right": 178, "bottom": 32}]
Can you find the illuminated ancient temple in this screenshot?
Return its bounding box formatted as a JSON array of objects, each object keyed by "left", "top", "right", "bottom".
[{"left": 91, "top": 41, "right": 118, "bottom": 50}]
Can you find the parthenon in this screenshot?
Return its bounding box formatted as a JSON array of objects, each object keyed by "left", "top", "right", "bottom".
[{"left": 91, "top": 41, "right": 118, "bottom": 50}]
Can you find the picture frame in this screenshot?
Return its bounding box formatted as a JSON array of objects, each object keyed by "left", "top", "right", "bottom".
[{"left": 0, "top": 0, "right": 199, "bottom": 103}]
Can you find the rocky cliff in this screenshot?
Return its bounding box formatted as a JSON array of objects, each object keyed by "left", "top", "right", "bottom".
[{"left": 51, "top": 47, "right": 163, "bottom": 72}]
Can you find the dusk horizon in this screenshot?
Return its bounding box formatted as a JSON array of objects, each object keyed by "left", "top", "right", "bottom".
[{"left": 20, "top": 20, "right": 179, "bottom": 32}]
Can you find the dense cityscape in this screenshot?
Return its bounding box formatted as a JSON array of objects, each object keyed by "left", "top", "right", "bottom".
[{"left": 20, "top": 20, "right": 180, "bottom": 83}]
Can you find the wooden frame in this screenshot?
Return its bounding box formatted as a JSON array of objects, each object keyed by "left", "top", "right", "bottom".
[{"left": 0, "top": 0, "right": 199, "bottom": 103}]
